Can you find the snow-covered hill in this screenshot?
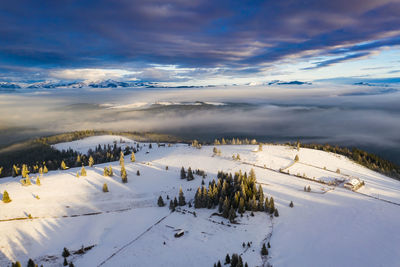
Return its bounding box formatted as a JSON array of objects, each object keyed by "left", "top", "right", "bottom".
[{"left": 1, "top": 135, "right": 400, "bottom": 267}]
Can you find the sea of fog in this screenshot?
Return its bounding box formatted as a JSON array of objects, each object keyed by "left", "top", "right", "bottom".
[{"left": 0, "top": 84, "right": 399, "bottom": 164}]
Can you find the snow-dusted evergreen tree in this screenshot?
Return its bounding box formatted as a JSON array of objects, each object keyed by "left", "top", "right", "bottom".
[
  {"left": 43, "top": 165, "right": 48, "bottom": 173},
  {"left": 88, "top": 156, "right": 94, "bottom": 167},
  {"left": 289, "top": 201, "right": 294, "bottom": 208},
  {"left": 180, "top": 167, "right": 186, "bottom": 179},
  {"left": 108, "top": 165, "right": 113, "bottom": 176},
  {"left": 81, "top": 165, "right": 87, "bottom": 176},
  {"left": 131, "top": 151, "right": 136, "bottom": 162},
  {"left": 21, "top": 164, "right": 29, "bottom": 178},
  {"left": 187, "top": 167, "right": 194, "bottom": 181},
  {"left": 294, "top": 154, "right": 299, "bottom": 162},
  {"left": 36, "top": 177, "right": 41, "bottom": 186},
  {"left": 136, "top": 170, "right": 140, "bottom": 176},
  {"left": 103, "top": 183, "right": 109, "bottom": 192},
  {"left": 261, "top": 243, "right": 268, "bottom": 255},
  {"left": 103, "top": 167, "right": 109, "bottom": 176},
  {"left": 119, "top": 151, "right": 124, "bottom": 166},
  {"left": 2, "top": 190, "right": 11, "bottom": 203},
  {"left": 225, "top": 254, "right": 230, "bottom": 264},
  {"left": 61, "top": 161, "right": 68, "bottom": 170},
  {"left": 121, "top": 166, "right": 128, "bottom": 183},
  {"left": 158, "top": 196, "right": 165, "bottom": 207},
  {"left": 178, "top": 187, "right": 186, "bottom": 206}
]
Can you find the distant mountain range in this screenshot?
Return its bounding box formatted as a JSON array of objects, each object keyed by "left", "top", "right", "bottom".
[{"left": 0, "top": 80, "right": 157, "bottom": 90}]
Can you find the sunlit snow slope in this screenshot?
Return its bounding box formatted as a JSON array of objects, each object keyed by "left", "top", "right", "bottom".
[{"left": 1, "top": 135, "right": 399, "bottom": 267}]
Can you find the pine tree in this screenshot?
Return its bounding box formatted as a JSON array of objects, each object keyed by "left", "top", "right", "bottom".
[
  {"left": 222, "top": 197, "right": 230, "bottom": 218},
  {"left": 119, "top": 151, "right": 124, "bottom": 166},
  {"left": 231, "top": 254, "right": 239, "bottom": 267},
  {"left": 2, "top": 190, "right": 11, "bottom": 203},
  {"left": 225, "top": 254, "right": 231, "bottom": 264},
  {"left": 22, "top": 164, "right": 29, "bottom": 178},
  {"left": 81, "top": 165, "right": 87, "bottom": 176},
  {"left": 169, "top": 200, "right": 175, "bottom": 211},
  {"left": 217, "top": 260, "right": 222, "bottom": 267},
  {"left": 294, "top": 154, "right": 299, "bottom": 162},
  {"left": 121, "top": 166, "right": 128, "bottom": 183},
  {"left": 62, "top": 247, "right": 70, "bottom": 257},
  {"left": 158, "top": 196, "right": 165, "bottom": 207},
  {"left": 221, "top": 138, "right": 226, "bottom": 145},
  {"left": 307, "top": 185, "right": 311, "bottom": 192},
  {"left": 178, "top": 187, "right": 186, "bottom": 206},
  {"left": 264, "top": 197, "right": 269, "bottom": 213},
  {"left": 76, "top": 155, "right": 81, "bottom": 165},
  {"left": 43, "top": 165, "right": 48, "bottom": 173},
  {"left": 131, "top": 152, "right": 136, "bottom": 162},
  {"left": 187, "top": 167, "right": 194, "bottom": 181},
  {"left": 180, "top": 167, "right": 186, "bottom": 179},
  {"left": 27, "top": 259, "right": 35, "bottom": 267},
  {"left": 289, "top": 201, "right": 294, "bottom": 208},
  {"left": 173, "top": 197, "right": 178, "bottom": 207},
  {"left": 261, "top": 243, "right": 268, "bottom": 255},
  {"left": 39, "top": 167, "right": 43, "bottom": 176},
  {"left": 103, "top": 183, "right": 109, "bottom": 192},
  {"left": 61, "top": 161, "right": 68, "bottom": 170},
  {"left": 228, "top": 207, "right": 236, "bottom": 223},
  {"left": 88, "top": 156, "right": 94, "bottom": 167},
  {"left": 12, "top": 261, "right": 21, "bottom": 267},
  {"left": 136, "top": 170, "right": 140, "bottom": 176},
  {"left": 274, "top": 208, "right": 279, "bottom": 217},
  {"left": 259, "top": 143, "right": 263, "bottom": 151},
  {"left": 238, "top": 197, "right": 245, "bottom": 214},
  {"left": 108, "top": 165, "right": 113, "bottom": 176},
  {"left": 267, "top": 242, "right": 271, "bottom": 248},
  {"left": 36, "top": 177, "right": 41, "bottom": 186},
  {"left": 103, "top": 167, "right": 109, "bottom": 176},
  {"left": 269, "top": 197, "right": 275, "bottom": 214}
]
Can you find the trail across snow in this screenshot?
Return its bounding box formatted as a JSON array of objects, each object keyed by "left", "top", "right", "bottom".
[{"left": 1, "top": 135, "right": 400, "bottom": 267}]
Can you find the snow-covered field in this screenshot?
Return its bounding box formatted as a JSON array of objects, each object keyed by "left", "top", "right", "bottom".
[{"left": 1, "top": 135, "right": 400, "bottom": 267}]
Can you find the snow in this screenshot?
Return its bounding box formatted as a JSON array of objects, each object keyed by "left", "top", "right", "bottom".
[{"left": 1, "top": 136, "right": 400, "bottom": 267}]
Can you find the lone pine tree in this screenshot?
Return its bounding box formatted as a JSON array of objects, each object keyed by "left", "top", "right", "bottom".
[
  {"left": 178, "top": 187, "right": 186, "bottom": 206},
  {"left": 158, "top": 196, "right": 165, "bottom": 207},
  {"left": 81, "top": 166, "right": 87, "bottom": 176},
  {"left": 2, "top": 190, "right": 11, "bottom": 203},
  {"left": 103, "top": 183, "right": 109, "bottom": 192},
  {"left": 131, "top": 151, "right": 135, "bottom": 162}
]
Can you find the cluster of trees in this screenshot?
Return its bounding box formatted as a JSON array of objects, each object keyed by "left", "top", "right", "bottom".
[
  {"left": 193, "top": 169, "right": 279, "bottom": 222},
  {"left": 213, "top": 253, "right": 249, "bottom": 267},
  {"left": 180, "top": 167, "right": 206, "bottom": 180},
  {"left": 11, "top": 258, "right": 45, "bottom": 267},
  {"left": 191, "top": 140, "right": 202, "bottom": 149},
  {"left": 212, "top": 147, "right": 222, "bottom": 156},
  {"left": 304, "top": 185, "right": 311, "bottom": 192},
  {"left": 261, "top": 242, "right": 271, "bottom": 256},
  {"left": 167, "top": 187, "right": 187, "bottom": 211},
  {"left": 62, "top": 247, "right": 75, "bottom": 266},
  {"left": 297, "top": 143, "right": 400, "bottom": 179},
  {"left": 0, "top": 142, "right": 137, "bottom": 179},
  {"left": 214, "top": 138, "right": 257, "bottom": 146},
  {"left": 232, "top": 154, "right": 241, "bottom": 161}
]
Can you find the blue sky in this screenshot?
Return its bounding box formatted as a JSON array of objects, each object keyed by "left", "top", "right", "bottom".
[{"left": 0, "top": 0, "right": 400, "bottom": 85}]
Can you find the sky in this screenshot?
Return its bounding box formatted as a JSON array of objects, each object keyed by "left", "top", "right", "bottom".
[{"left": 1, "top": 0, "right": 400, "bottom": 85}]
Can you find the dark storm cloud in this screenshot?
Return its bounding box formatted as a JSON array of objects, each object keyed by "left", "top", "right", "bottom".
[{"left": 1, "top": 0, "right": 400, "bottom": 76}]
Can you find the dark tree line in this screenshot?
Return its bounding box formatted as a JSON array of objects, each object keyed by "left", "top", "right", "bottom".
[{"left": 0, "top": 141, "right": 138, "bottom": 178}]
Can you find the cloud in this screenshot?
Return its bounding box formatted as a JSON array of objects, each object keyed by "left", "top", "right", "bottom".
[
  {"left": 1, "top": 0, "right": 400, "bottom": 82},
  {"left": 49, "top": 68, "right": 139, "bottom": 81},
  {"left": 303, "top": 52, "right": 371, "bottom": 70}
]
